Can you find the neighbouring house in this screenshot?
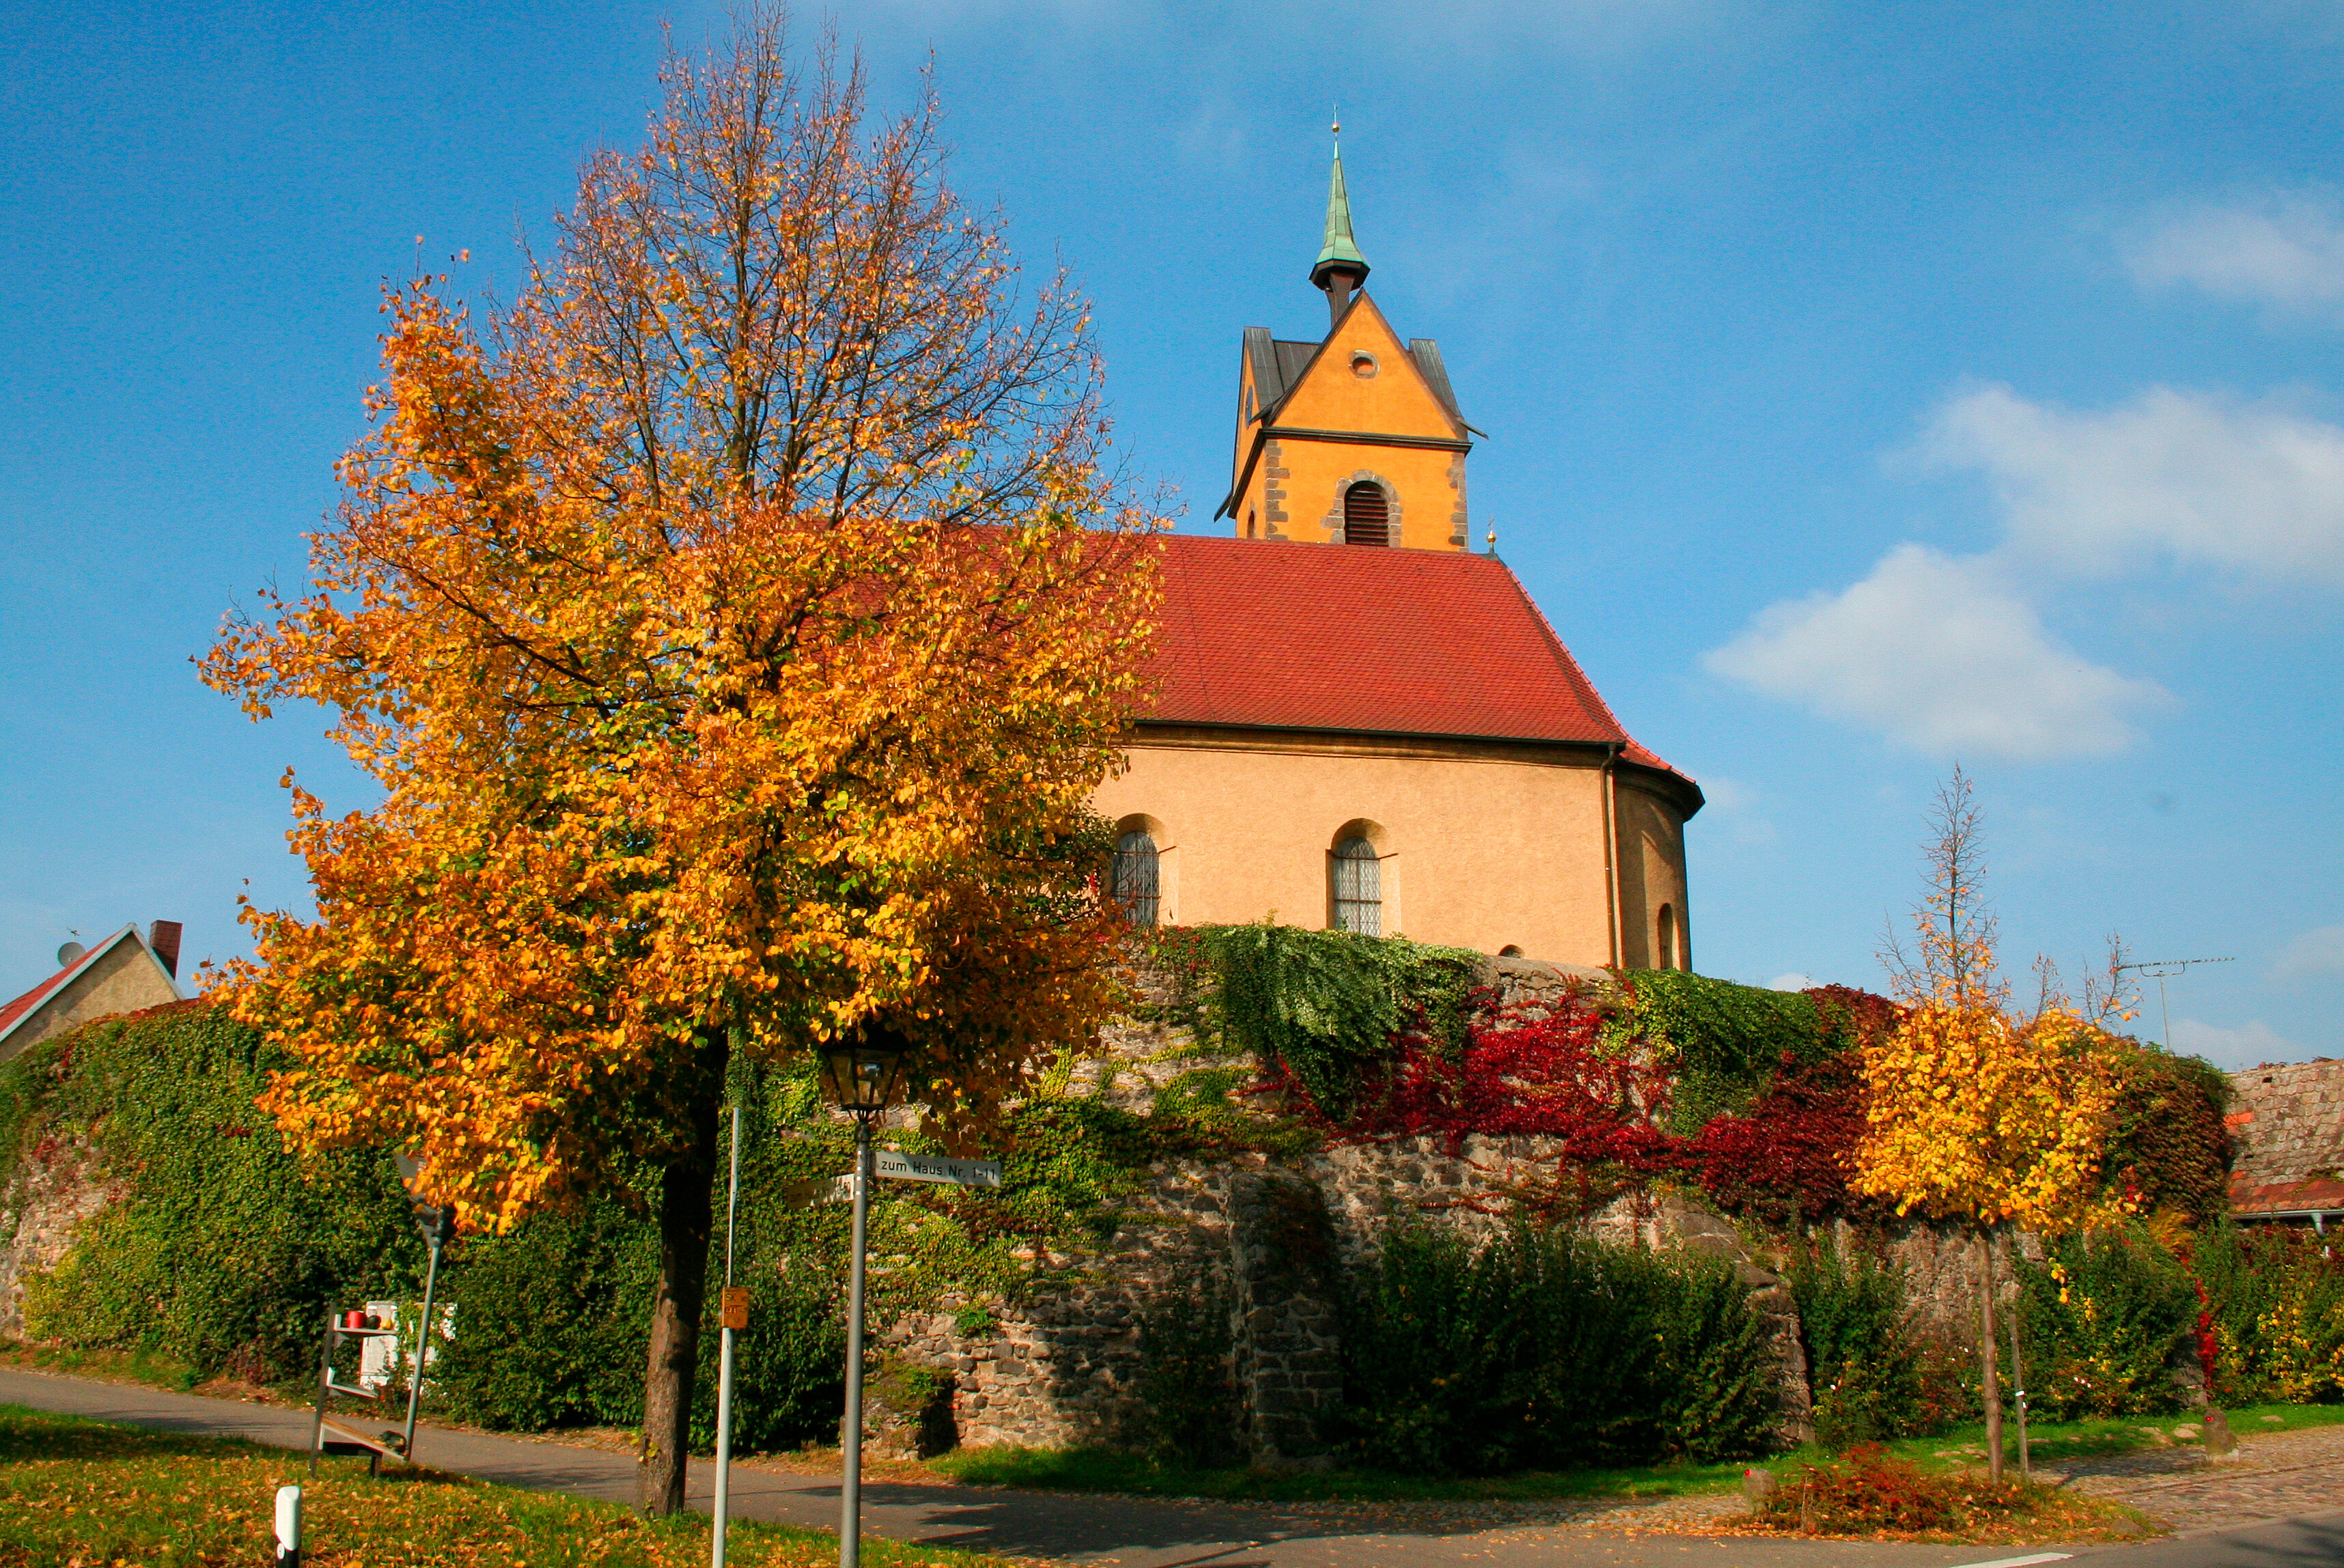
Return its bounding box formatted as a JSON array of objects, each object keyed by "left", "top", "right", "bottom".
[
  {"left": 1092, "top": 142, "right": 1701, "bottom": 967},
  {"left": 0, "top": 923, "right": 184, "bottom": 1063},
  {"left": 2227, "top": 1057, "right": 2344, "bottom": 1230}
]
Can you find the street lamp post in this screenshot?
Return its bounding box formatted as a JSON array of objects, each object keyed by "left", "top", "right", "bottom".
[{"left": 820, "top": 1025, "right": 912, "bottom": 1568}]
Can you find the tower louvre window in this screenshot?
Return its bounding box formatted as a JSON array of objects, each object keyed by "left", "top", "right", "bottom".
[
  {"left": 1111, "top": 830, "right": 1160, "bottom": 927},
  {"left": 1343, "top": 482, "right": 1390, "bottom": 546},
  {"left": 1331, "top": 837, "right": 1381, "bottom": 935}
]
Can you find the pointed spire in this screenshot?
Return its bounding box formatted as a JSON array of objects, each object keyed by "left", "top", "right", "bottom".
[{"left": 1310, "top": 122, "right": 1370, "bottom": 294}]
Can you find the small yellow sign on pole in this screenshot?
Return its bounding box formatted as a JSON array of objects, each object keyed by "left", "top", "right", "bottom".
[{"left": 721, "top": 1286, "right": 750, "bottom": 1331}]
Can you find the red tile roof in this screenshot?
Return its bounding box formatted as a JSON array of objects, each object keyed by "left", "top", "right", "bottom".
[
  {"left": 1142, "top": 535, "right": 1697, "bottom": 800},
  {"left": 2231, "top": 1173, "right": 2344, "bottom": 1218}
]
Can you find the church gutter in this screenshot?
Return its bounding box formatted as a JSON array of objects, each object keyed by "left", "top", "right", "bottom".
[{"left": 1601, "top": 740, "right": 1623, "bottom": 969}]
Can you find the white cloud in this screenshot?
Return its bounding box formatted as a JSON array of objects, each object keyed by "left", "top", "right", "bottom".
[
  {"left": 2273, "top": 923, "right": 2344, "bottom": 981},
  {"left": 1919, "top": 384, "right": 2344, "bottom": 586},
  {"left": 2168, "top": 1017, "right": 2307, "bottom": 1069},
  {"left": 1703, "top": 544, "right": 2167, "bottom": 761},
  {"left": 1767, "top": 972, "right": 1813, "bottom": 992},
  {"left": 2123, "top": 191, "right": 2344, "bottom": 320}
]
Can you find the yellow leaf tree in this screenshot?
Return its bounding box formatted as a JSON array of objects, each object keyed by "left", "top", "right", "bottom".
[
  {"left": 201, "top": 14, "right": 1160, "bottom": 1513},
  {"left": 1854, "top": 768, "right": 2125, "bottom": 1481}
]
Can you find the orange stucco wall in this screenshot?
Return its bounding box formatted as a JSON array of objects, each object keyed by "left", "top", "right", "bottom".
[
  {"left": 1229, "top": 294, "right": 1470, "bottom": 552},
  {"left": 1092, "top": 729, "right": 1691, "bottom": 965}
]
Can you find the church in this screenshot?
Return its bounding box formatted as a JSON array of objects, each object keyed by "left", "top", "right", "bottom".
[{"left": 1090, "top": 145, "right": 1702, "bottom": 969}]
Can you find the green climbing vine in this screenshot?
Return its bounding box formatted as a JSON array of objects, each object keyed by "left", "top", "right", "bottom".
[{"left": 1196, "top": 921, "right": 1481, "bottom": 1119}]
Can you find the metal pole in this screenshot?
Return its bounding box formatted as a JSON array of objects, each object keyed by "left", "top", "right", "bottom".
[
  {"left": 402, "top": 1238, "right": 441, "bottom": 1465},
  {"left": 2157, "top": 973, "right": 2173, "bottom": 1053},
  {"left": 308, "top": 1310, "right": 333, "bottom": 1476},
  {"left": 2009, "top": 1304, "right": 2031, "bottom": 1484},
  {"left": 840, "top": 1118, "right": 871, "bottom": 1568},
  {"left": 712, "top": 1102, "right": 742, "bottom": 1568}
]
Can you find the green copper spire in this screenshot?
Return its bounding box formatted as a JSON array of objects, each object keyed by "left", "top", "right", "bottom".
[{"left": 1309, "top": 129, "right": 1370, "bottom": 291}]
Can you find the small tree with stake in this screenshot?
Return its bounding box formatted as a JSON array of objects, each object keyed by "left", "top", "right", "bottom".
[
  {"left": 203, "top": 10, "right": 1158, "bottom": 1515},
  {"left": 1854, "top": 768, "right": 2124, "bottom": 1482}
]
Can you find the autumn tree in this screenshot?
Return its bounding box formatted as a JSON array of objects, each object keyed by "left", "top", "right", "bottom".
[
  {"left": 1854, "top": 768, "right": 2124, "bottom": 1481},
  {"left": 202, "top": 14, "right": 1159, "bottom": 1514}
]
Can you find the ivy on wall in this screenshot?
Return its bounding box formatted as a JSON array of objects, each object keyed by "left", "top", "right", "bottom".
[
  {"left": 9, "top": 1004, "right": 425, "bottom": 1382},
  {"left": 1197, "top": 923, "right": 1480, "bottom": 1121}
]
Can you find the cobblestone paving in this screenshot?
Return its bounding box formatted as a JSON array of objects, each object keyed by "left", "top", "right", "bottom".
[{"left": 2048, "top": 1423, "right": 2344, "bottom": 1533}]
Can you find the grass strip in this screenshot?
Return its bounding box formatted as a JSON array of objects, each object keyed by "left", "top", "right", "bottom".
[
  {"left": 930, "top": 1403, "right": 2344, "bottom": 1504},
  {"left": 0, "top": 1405, "right": 1020, "bottom": 1568}
]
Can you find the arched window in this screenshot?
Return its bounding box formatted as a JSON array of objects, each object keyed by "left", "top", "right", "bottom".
[
  {"left": 1331, "top": 837, "right": 1381, "bottom": 935},
  {"left": 1655, "top": 903, "right": 1677, "bottom": 970},
  {"left": 1343, "top": 481, "right": 1390, "bottom": 546},
  {"left": 1111, "top": 830, "right": 1160, "bottom": 927}
]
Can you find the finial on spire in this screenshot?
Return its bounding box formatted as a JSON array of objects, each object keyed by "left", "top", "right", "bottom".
[{"left": 1310, "top": 129, "right": 1369, "bottom": 326}]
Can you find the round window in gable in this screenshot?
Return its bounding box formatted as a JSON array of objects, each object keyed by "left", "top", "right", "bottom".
[{"left": 1350, "top": 352, "right": 1378, "bottom": 378}]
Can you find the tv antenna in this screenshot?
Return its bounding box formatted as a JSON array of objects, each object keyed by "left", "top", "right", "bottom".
[{"left": 2117, "top": 956, "right": 2236, "bottom": 1054}]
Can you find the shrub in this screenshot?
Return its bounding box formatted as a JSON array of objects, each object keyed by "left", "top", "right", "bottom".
[
  {"left": 1749, "top": 1445, "right": 2056, "bottom": 1537},
  {"left": 430, "top": 1203, "right": 660, "bottom": 1430},
  {"left": 1787, "top": 1235, "right": 1923, "bottom": 1447},
  {"left": 2195, "top": 1223, "right": 2344, "bottom": 1405},
  {"left": 1333, "top": 1223, "right": 1778, "bottom": 1474},
  {"left": 2016, "top": 1228, "right": 2196, "bottom": 1420}
]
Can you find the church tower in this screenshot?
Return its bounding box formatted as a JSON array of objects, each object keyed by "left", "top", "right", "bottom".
[{"left": 1215, "top": 136, "right": 1479, "bottom": 550}]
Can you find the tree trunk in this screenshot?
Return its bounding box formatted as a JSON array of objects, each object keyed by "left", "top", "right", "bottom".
[
  {"left": 637, "top": 1028, "right": 730, "bottom": 1515},
  {"left": 1978, "top": 1230, "right": 2003, "bottom": 1485}
]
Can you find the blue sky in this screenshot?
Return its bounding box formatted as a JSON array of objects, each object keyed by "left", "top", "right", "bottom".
[{"left": 4, "top": 0, "right": 2339, "bottom": 1067}]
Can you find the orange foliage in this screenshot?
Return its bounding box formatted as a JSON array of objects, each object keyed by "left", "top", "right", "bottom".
[{"left": 200, "top": 21, "right": 1163, "bottom": 1235}]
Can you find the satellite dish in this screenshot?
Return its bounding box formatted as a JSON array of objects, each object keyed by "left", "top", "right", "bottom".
[{"left": 56, "top": 941, "right": 85, "bottom": 966}]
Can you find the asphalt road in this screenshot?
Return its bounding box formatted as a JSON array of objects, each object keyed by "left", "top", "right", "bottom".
[{"left": 3, "top": 1369, "right": 2336, "bottom": 1568}]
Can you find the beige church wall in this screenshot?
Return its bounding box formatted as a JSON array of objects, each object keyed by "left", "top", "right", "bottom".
[
  {"left": 1, "top": 938, "right": 178, "bottom": 1063},
  {"left": 1612, "top": 778, "right": 1691, "bottom": 971},
  {"left": 1093, "top": 730, "right": 1617, "bottom": 963}
]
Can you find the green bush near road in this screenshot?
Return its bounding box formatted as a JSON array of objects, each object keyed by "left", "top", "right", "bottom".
[
  {"left": 2015, "top": 1227, "right": 2199, "bottom": 1422},
  {"left": 1333, "top": 1222, "right": 1780, "bottom": 1474},
  {"left": 1788, "top": 1234, "right": 1927, "bottom": 1448}
]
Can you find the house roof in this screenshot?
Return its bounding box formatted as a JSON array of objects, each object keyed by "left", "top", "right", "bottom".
[
  {"left": 0, "top": 925, "right": 179, "bottom": 1052},
  {"left": 1141, "top": 534, "right": 1699, "bottom": 807}
]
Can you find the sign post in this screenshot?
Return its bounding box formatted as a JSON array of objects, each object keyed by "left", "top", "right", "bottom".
[
  {"left": 712, "top": 1102, "right": 744, "bottom": 1568},
  {"left": 393, "top": 1153, "right": 452, "bottom": 1465}
]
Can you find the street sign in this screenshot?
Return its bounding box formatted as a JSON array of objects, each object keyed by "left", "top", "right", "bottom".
[
  {"left": 807, "top": 1150, "right": 1004, "bottom": 1204},
  {"left": 874, "top": 1149, "right": 1002, "bottom": 1188},
  {"left": 720, "top": 1285, "right": 751, "bottom": 1330}
]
